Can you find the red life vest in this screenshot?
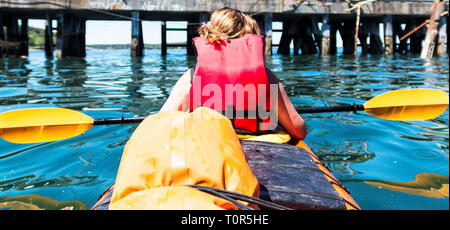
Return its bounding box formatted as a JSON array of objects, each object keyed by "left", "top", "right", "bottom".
[{"left": 188, "top": 34, "right": 274, "bottom": 133}]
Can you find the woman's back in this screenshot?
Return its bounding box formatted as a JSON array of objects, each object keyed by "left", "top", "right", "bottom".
[{"left": 160, "top": 7, "right": 306, "bottom": 139}]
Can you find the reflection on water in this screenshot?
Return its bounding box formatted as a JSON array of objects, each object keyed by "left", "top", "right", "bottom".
[
  {"left": 0, "top": 49, "right": 448, "bottom": 210},
  {"left": 315, "top": 140, "right": 375, "bottom": 176},
  {"left": 0, "top": 194, "right": 87, "bottom": 210},
  {"left": 0, "top": 174, "right": 97, "bottom": 192},
  {"left": 365, "top": 173, "right": 449, "bottom": 199}
]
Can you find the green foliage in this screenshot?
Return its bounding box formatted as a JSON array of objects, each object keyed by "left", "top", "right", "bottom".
[{"left": 28, "top": 26, "right": 54, "bottom": 48}]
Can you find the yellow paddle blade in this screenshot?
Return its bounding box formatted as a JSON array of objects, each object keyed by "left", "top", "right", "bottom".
[
  {"left": 364, "top": 89, "right": 449, "bottom": 120},
  {"left": 0, "top": 108, "right": 94, "bottom": 144}
]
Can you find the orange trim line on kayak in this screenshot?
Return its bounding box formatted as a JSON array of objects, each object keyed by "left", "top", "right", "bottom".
[
  {"left": 92, "top": 140, "right": 361, "bottom": 210},
  {"left": 295, "top": 140, "right": 361, "bottom": 210}
]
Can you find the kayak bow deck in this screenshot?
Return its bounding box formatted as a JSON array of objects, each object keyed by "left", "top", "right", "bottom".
[{"left": 91, "top": 108, "right": 359, "bottom": 210}]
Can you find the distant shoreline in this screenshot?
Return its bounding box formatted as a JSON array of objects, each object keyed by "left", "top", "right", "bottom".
[{"left": 28, "top": 44, "right": 185, "bottom": 51}]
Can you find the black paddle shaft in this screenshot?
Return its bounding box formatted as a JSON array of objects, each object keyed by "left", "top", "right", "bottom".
[
  {"left": 296, "top": 104, "right": 365, "bottom": 114},
  {"left": 92, "top": 104, "right": 365, "bottom": 125},
  {"left": 93, "top": 116, "right": 146, "bottom": 125}
]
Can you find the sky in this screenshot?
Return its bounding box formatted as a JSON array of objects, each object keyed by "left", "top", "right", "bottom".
[
  {"left": 28, "top": 19, "right": 286, "bottom": 45},
  {"left": 26, "top": 19, "right": 377, "bottom": 47}
]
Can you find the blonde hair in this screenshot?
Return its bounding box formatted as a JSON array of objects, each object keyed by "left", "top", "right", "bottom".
[{"left": 198, "top": 8, "right": 260, "bottom": 44}]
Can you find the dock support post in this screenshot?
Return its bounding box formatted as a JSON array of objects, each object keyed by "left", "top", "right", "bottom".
[
  {"left": 358, "top": 21, "right": 369, "bottom": 55},
  {"left": 384, "top": 15, "right": 394, "bottom": 55},
  {"left": 369, "top": 20, "right": 383, "bottom": 55},
  {"left": 277, "top": 20, "right": 295, "bottom": 55},
  {"left": 0, "top": 15, "right": 30, "bottom": 58},
  {"left": 330, "top": 21, "right": 337, "bottom": 55},
  {"left": 55, "top": 14, "right": 86, "bottom": 58},
  {"left": 409, "top": 18, "right": 426, "bottom": 54},
  {"left": 321, "top": 16, "right": 331, "bottom": 56},
  {"left": 161, "top": 21, "right": 167, "bottom": 56},
  {"left": 262, "top": 13, "right": 273, "bottom": 56},
  {"left": 45, "top": 14, "right": 53, "bottom": 58},
  {"left": 255, "top": 13, "right": 273, "bottom": 56},
  {"left": 131, "top": 11, "right": 144, "bottom": 57},
  {"left": 341, "top": 19, "right": 356, "bottom": 55},
  {"left": 187, "top": 13, "right": 208, "bottom": 56},
  {"left": 436, "top": 12, "right": 447, "bottom": 56},
  {"left": 421, "top": 0, "right": 442, "bottom": 59},
  {"left": 19, "top": 18, "right": 28, "bottom": 57},
  {"left": 5, "top": 16, "right": 20, "bottom": 44},
  {"left": 293, "top": 17, "right": 318, "bottom": 55},
  {"left": 0, "top": 15, "right": 21, "bottom": 58},
  {"left": 394, "top": 22, "right": 408, "bottom": 54},
  {"left": 311, "top": 17, "right": 321, "bottom": 54},
  {"left": 354, "top": 7, "right": 361, "bottom": 56}
]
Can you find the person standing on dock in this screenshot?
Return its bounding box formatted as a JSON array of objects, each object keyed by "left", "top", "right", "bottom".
[{"left": 160, "top": 7, "right": 307, "bottom": 140}]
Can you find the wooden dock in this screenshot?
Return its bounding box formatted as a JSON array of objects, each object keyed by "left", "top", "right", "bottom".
[{"left": 0, "top": 0, "right": 448, "bottom": 58}]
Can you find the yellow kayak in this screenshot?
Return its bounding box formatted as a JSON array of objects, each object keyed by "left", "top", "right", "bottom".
[{"left": 91, "top": 107, "right": 360, "bottom": 210}]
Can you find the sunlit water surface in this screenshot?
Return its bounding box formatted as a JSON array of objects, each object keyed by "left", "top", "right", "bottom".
[{"left": 0, "top": 49, "right": 448, "bottom": 210}]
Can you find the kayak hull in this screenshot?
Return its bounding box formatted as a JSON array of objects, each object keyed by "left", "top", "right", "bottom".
[{"left": 92, "top": 139, "right": 359, "bottom": 210}]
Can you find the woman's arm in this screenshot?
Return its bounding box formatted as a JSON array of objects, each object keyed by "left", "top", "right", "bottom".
[
  {"left": 266, "top": 69, "right": 307, "bottom": 140},
  {"left": 159, "top": 68, "right": 192, "bottom": 112}
]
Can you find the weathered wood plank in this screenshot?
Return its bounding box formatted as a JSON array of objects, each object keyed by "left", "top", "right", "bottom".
[{"left": 0, "top": 1, "right": 444, "bottom": 17}]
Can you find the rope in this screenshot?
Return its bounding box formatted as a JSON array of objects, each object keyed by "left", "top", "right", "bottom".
[{"left": 188, "top": 185, "right": 293, "bottom": 210}]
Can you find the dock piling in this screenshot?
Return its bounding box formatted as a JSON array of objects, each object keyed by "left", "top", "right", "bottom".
[
  {"left": 341, "top": 19, "right": 356, "bottom": 55},
  {"left": 55, "top": 14, "right": 86, "bottom": 58},
  {"left": 330, "top": 20, "right": 338, "bottom": 55},
  {"left": 311, "top": 17, "right": 321, "bottom": 54},
  {"left": 45, "top": 14, "right": 53, "bottom": 58},
  {"left": 277, "top": 19, "right": 295, "bottom": 55},
  {"left": 436, "top": 11, "right": 447, "bottom": 56},
  {"left": 256, "top": 13, "right": 273, "bottom": 57},
  {"left": 0, "top": 15, "right": 29, "bottom": 58},
  {"left": 293, "top": 17, "right": 318, "bottom": 55},
  {"left": 321, "top": 16, "right": 331, "bottom": 56},
  {"left": 19, "top": 18, "right": 28, "bottom": 57},
  {"left": 368, "top": 20, "right": 383, "bottom": 55},
  {"left": 421, "top": 0, "right": 443, "bottom": 59},
  {"left": 384, "top": 15, "right": 394, "bottom": 55},
  {"left": 409, "top": 18, "right": 426, "bottom": 54},
  {"left": 358, "top": 20, "right": 369, "bottom": 55},
  {"left": 187, "top": 13, "right": 208, "bottom": 56},
  {"left": 161, "top": 21, "right": 167, "bottom": 56},
  {"left": 131, "top": 11, "right": 144, "bottom": 57}
]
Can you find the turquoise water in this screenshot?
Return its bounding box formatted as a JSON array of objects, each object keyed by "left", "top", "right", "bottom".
[{"left": 0, "top": 49, "right": 448, "bottom": 210}]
